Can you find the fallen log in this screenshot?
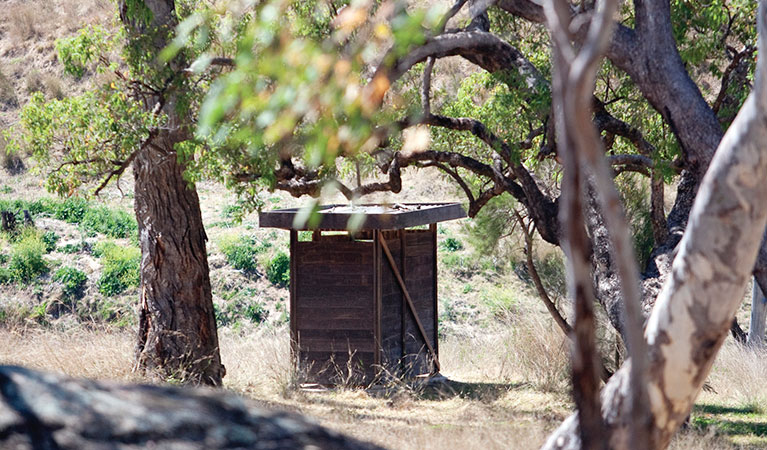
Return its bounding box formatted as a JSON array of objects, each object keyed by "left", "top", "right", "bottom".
[{"left": 0, "top": 365, "right": 385, "bottom": 450}]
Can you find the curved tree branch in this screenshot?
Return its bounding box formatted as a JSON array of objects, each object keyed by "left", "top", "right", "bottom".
[
  {"left": 546, "top": 2, "right": 767, "bottom": 447},
  {"left": 377, "top": 30, "right": 548, "bottom": 102}
]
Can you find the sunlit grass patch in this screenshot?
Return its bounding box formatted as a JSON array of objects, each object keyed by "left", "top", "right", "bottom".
[{"left": 691, "top": 402, "right": 767, "bottom": 447}]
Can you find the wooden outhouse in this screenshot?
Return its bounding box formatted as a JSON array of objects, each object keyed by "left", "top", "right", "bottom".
[{"left": 259, "top": 203, "right": 466, "bottom": 384}]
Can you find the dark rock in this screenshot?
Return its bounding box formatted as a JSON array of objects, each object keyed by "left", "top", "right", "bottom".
[{"left": 0, "top": 365, "right": 386, "bottom": 450}]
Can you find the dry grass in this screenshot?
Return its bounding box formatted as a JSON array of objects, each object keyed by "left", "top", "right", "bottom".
[
  {"left": 0, "top": 320, "right": 571, "bottom": 450},
  {"left": 6, "top": 2, "right": 41, "bottom": 43},
  {"left": 0, "top": 70, "right": 18, "bottom": 110},
  {"left": 2, "top": 311, "right": 767, "bottom": 449},
  {"left": 706, "top": 343, "right": 767, "bottom": 405},
  {"left": 0, "top": 326, "right": 138, "bottom": 381}
]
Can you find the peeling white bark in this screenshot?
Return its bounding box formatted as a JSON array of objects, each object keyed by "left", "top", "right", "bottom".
[{"left": 543, "top": 2, "right": 767, "bottom": 448}]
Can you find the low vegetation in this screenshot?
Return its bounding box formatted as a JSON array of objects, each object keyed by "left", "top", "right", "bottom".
[
  {"left": 94, "top": 241, "right": 140, "bottom": 297},
  {"left": 53, "top": 266, "right": 87, "bottom": 299},
  {"left": 5, "top": 229, "right": 49, "bottom": 283},
  {"left": 265, "top": 252, "right": 290, "bottom": 287},
  {"left": 0, "top": 197, "right": 137, "bottom": 240},
  {"left": 0, "top": 187, "right": 763, "bottom": 448},
  {"left": 217, "top": 233, "right": 267, "bottom": 273}
]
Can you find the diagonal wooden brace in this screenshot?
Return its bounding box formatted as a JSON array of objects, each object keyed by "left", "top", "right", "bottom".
[{"left": 378, "top": 231, "right": 441, "bottom": 372}]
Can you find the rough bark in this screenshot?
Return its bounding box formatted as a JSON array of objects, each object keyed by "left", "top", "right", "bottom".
[
  {"left": 496, "top": 0, "right": 722, "bottom": 338},
  {"left": 0, "top": 211, "right": 15, "bottom": 232},
  {"left": 0, "top": 365, "right": 382, "bottom": 450},
  {"left": 133, "top": 132, "right": 223, "bottom": 385},
  {"left": 543, "top": 3, "right": 767, "bottom": 447},
  {"left": 120, "top": 0, "right": 224, "bottom": 385}
]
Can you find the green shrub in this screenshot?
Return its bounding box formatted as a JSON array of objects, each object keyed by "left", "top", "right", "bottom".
[
  {"left": 91, "top": 298, "right": 132, "bottom": 326},
  {"left": 55, "top": 197, "right": 88, "bottom": 223},
  {"left": 81, "top": 206, "right": 137, "bottom": 239},
  {"left": 0, "top": 200, "right": 27, "bottom": 224},
  {"left": 58, "top": 242, "right": 82, "bottom": 254},
  {"left": 442, "top": 253, "right": 468, "bottom": 270},
  {"left": 0, "top": 267, "right": 12, "bottom": 284},
  {"left": 26, "top": 198, "right": 59, "bottom": 217},
  {"left": 266, "top": 252, "right": 290, "bottom": 287},
  {"left": 41, "top": 231, "right": 59, "bottom": 253},
  {"left": 221, "top": 203, "right": 246, "bottom": 222},
  {"left": 96, "top": 242, "right": 140, "bottom": 296},
  {"left": 218, "top": 234, "right": 266, "bottom": 272},
  {"left": 244, "top": 300, "right": 268, "bottom": 323},
  {"left": 482, "top": 286, "right": 518, "bottom": 320},
  {"left": 0, "top": 252, "right": 7, "bottom": 265},
  {"left": 8, "top": 233, "right": 48, "bottom": 283},
  {"left": 0, "top": 198, "right": 58, "bottom": 223},
  {"left": 440, "top": 237, "right": 464, "bottom": 252},
  {"left": 54, "top": 266, "right": 87, "bottom": 298},
  {"left": 30, "top": 302, "right": 48, "bottom": 322},
  {"left": 215, "top": 298, "right": 269, "bottom": 327}
]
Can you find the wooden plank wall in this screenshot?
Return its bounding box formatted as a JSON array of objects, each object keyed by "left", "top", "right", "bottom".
[
  {"left": 401, "top": 229, "right": 437, "bottom": 375},
  {"left": 380, "top": 234, "right": 403, "bottom": 374},
  {"left": 293, "top": 240, "right": 376, "bottom": 383}
]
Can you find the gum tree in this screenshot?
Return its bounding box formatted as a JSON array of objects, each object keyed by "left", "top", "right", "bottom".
[
  {"left": 178, "top": 0, "right": 762, "bottom": 346},
  {"left": 15, "top": 0, "right": 225, "bottom": 385},
  {"left": 175, "top": 0, "right": 767, "bottom": 446},
  {"left": 543, "top": 1, "right": 767, "bottom": 446}
]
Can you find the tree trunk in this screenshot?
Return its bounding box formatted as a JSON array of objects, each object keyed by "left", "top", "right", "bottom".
[
  {"left": 133, "top": 131, "right": 223, "bottom": 385},
  {"left": 0, "top": 211, "right": 15, "bottom": 232},
  {"left": 543, "top": 3, "right": 767, "bottom": 447},
  {"left": 748, "top": 279, "right": 767, "bottom": 346},
  {"left": 120, "top": 0, "right": 224, "bottom": 385},
  {"left": 497, "top": 0, "right": 723, "bottom": 337}
]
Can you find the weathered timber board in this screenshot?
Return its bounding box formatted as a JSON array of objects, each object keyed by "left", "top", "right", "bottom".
[
  {"left": 293, "top": 239, "right": 376, "bottom": 382},
  {"left": 260, "top": 203, "right": 466, "bottom": 230},
  {"left": 402, "top": 229, "right": 437, "bottom": 375}
]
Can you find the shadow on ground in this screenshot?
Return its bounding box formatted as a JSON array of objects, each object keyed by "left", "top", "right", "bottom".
[
  {"left": 415, "top": 379, "right": 529, "bottom": 402},
  {"left": 691, "top": 402, "right": 767, "bottom": 447}
]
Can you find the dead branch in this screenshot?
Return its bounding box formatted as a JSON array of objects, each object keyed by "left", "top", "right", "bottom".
[
  {"left": 712, "top": 46, "right": 755, "bottom": 115},
  {"left": 513, "top": 209, "right": 614, "bottom": 383},
  {"left": 514, "top": 209, "right": 573, "bottom": 337}
]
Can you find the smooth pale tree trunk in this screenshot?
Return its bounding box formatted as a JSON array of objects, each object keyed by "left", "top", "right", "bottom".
[
  {"left": 543, "top": 2, "right": 767, "bottom": 448},
  {"left": 120, "top": 0, "right": 224, "bottom": 385},
  {"left": 748, "top": 279, "right": 767, "bottom": 346}
]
